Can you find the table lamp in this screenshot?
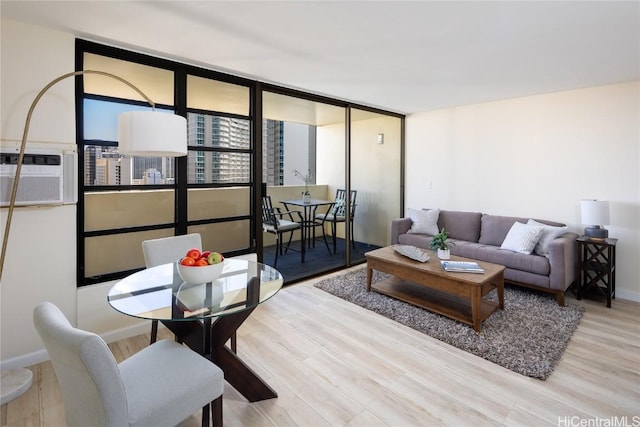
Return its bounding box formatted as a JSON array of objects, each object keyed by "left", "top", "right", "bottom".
[{"left": 580, "top": 199, "right": 610, "bottom": 239}]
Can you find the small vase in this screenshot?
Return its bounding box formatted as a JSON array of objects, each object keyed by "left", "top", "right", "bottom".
[
  {"left": 437, "top": 248, "right": 450, "bottom": 260},
  {"left": 303, "top": 194, "right": 311, "bottom": 204}
]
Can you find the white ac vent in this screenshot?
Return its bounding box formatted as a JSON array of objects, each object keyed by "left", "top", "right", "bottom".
[{"left": 0, "top": 146, "right": 77, "bottom": 207}]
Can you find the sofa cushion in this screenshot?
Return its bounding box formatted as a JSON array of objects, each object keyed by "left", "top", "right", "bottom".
[
  {"left": 397, "top": 233, "right": 433, "bottom": 249},
  {"left": 438, "top": 210, "right": 482, "bottom": 242},
  {"left": 478, "top": 215, "right": 529, "bottom": 246},
  {"left": 528, "top": 219, "right": 568, "bottom": 256},
  {"left": 407, "top": 208, "right": 440, "bottom": 235},
  {"left": 500, "top": 222, "right": 544, "bottom": 255},
  {"left": 451, "top": 242, "right": 550, "bottom": 276}
]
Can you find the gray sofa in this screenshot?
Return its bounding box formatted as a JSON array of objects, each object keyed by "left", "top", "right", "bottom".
[{"left": 391, "top": 209, "right": 578, "bottom": 305}]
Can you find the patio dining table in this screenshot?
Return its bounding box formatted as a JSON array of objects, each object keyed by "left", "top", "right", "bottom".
[{"left": 280, "top": 198, "right": 333, "bottom": 253}]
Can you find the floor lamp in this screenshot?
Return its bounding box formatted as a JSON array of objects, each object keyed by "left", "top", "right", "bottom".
[{"left": 0, "top": 70, "right": 187, "bottom": 406}]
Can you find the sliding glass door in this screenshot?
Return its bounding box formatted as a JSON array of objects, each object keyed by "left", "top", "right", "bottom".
[
  {"left": 350, "top": 109, "right": 403, "bottom": 256},
  {"left": 261, "top": 91, "right": 346, "bottom": 282},
  {"left": 260, "top": 92, "right": 404, "bottom": 284}
]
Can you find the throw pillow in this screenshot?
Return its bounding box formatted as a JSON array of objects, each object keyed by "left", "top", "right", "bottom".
[
  {"left": 408, "top": 208, "right": 440, "bottom": 235},
  {"left": 527, "top": 219, "right": 567, "bottom": 256},
  {"left": 500, "top": 222, "right": 544, "bottom": 255},
  {"left": 332, "top": 198, "right": 346, "bottom": 217}
]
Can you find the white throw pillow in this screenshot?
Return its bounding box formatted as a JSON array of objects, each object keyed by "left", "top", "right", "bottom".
[
  {"left": 527, "top": 219, "right": 567, "bottom": 256},
  {"left": 500, "top": 222, "right": 544, "bottom": 255},
  {"left": 407, "top": 208, "right": 440, "bottom": 235}
]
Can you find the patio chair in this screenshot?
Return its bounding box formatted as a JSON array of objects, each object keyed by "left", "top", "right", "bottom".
[
  {"left": 262, "top": 196, "right": 304, "bottom": 267},
  {"left": 315, "top": 189, "right": 357, "bottom": 254},
  {"left": 33, "top": 301, "right": 224, "bottom": 427}
]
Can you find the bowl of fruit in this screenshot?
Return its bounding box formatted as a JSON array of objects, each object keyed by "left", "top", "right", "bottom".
[{"left": 177, "top": 248, "right": 225, "bottom": 285}]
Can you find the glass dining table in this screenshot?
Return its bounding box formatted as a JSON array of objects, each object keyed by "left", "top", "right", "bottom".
[{"left": 108, "top": 258, "right": 283, "bottom": 402}]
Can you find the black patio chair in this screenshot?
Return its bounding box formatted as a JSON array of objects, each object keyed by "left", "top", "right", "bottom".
[
  {"left": 315, "top": 189, "right": 357, "bottom": 254},
  {"left": 262, "top": 196, "right": 304, "bottom": 267}
]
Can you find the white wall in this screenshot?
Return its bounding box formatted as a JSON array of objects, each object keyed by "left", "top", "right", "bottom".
[
  {"left": 405, "top": 81, "right": 640, "bottom": 301},
  {"left": 0, "top": 20, "right": 145, "bottom": 368},
  {"left": 0, "top": 19, "right": 81, "bottom": 366}
]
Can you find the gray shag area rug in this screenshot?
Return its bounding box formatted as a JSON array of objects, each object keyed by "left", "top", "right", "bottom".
[{"left": 313, "top": 267, "right": 585, "bottom": 380}]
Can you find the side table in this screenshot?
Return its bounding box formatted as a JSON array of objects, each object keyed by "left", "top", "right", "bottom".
[{"left": 576, "top": 236, "right": 617, "bottom": 308}]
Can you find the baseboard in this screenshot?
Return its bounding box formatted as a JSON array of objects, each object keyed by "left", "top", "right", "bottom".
[
  {"left": 1, "top": 321, "right": 155, "bottom": 371},
  {"left": 101, "top": 321, "right": 154, "bottom": 345},
  {"left": 615, "top": 288, "right": 640, "bottom": 303},
  {"left": 0, "top": 349, "right": 49, "bottom": 371}
]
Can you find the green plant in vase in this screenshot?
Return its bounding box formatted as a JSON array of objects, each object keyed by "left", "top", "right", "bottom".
[{"left": 429, "top": 228, "right": 455, "bottom": 259}]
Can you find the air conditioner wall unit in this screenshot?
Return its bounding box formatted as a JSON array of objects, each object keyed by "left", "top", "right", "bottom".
[{"left": 0, "top": 145, "right": 77, "bottom": 207}]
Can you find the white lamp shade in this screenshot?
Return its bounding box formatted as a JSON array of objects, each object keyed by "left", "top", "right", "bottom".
[
  {"left": 118, "top": 111, "right": 187, "bottom": 157},
  {"left": 580, "top": 200, "right": 610, "bottom": 225}
]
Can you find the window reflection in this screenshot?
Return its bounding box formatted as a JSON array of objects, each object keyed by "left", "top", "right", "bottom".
[
  {"left": 187, "top": 113, "right": 251, "bottom": 184},
  {"left": 83, "top": 99, "right": 176, "bottom": 186},
  {"left": 84, "top": 145, "right": 175, "bottom": 186}
]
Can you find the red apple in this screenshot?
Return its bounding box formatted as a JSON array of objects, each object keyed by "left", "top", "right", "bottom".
[
  {"left": 180, "top": 257, "right": 196, "bottom": 266},
  {"left": 185, "top": 248, "right": 201, "bottom": 260},
  {"left": 194, "top": 258, "right": 209, "bottom": 267}
]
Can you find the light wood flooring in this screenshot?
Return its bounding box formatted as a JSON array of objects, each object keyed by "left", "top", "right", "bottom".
[{"left": 3, "top": 267, "right": 639, "bottom": 426}]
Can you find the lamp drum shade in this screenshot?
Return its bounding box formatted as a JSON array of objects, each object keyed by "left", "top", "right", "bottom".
[
  {"left": 118, "top": 111, "right": 187, "bottom": 157},
  {"left": 580, "top": 199, "right": 610, "bottom": 239}
]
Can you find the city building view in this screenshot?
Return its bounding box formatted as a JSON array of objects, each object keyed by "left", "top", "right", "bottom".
[{"left": 83, "top": 115, "right": 311, "bottom": 187}]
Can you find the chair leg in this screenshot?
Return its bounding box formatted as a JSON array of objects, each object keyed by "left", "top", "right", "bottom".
[
  {"left": 331, "top": 222, "right": 337, "bottom": 254},
  {"left": 274, "top": 235, "right": 279, "bottom": 267},
  {"left": 320, "top": 223, "right": 331, "bottom": 254},
  {"left": 150, "top": 320, "right": 158, "bottom": 344},
  {"left": 211, "top": 395, "right": 223, "bottom": 427},
  {"left": 283, "top": 230, "right": 295, "bottom": 253},
  {"left": 202, "top": 402, "right": 210, "bottom": 427},
  {"left": 300, "top": 229, "right": 305, "bottom": 263}
]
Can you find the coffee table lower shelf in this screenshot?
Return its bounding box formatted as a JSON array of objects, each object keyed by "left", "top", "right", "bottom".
[{"left": 370, "top": 276, "right": 500, "bottom": 330}]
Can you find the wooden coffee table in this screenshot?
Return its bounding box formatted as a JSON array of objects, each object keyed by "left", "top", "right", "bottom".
[{"left": 365, "top": 246, "right": 505, "bottom": 332}]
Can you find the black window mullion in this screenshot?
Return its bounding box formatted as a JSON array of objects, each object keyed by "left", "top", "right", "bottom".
[
  {"left": 175, "top": 67, "right": 188, "bottom": 235},
  {"left": 75, "top": 41, "right": 86, "bottom": 286}
]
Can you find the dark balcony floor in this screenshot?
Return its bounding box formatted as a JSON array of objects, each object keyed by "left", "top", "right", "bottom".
[{"left": 263, "top": 238, "right": 381, "bottom": 285}]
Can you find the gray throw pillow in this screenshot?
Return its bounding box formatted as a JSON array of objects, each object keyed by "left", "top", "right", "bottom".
[
  {"left": 408, "top": 208, "right": 440, "bottom": 235},
  {"left": 528, "top": 219, "right": 567, "bottom": 256}
]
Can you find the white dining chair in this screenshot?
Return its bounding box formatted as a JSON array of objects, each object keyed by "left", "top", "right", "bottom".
[
  {"left": 142, "top": 234, "right": 252, "bottom": 352},
  {"left": 142, "top": 233, "right": 202, "bottom": 344},
  {"left": 33, "top": 301, "right": 224, "bottom": 427}
]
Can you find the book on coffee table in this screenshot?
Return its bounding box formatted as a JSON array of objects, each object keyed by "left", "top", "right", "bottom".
[{"left": 440, "top": 260, "right": 485, "bottom": 273}]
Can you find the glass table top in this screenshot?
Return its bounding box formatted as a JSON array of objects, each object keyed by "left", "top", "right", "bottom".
[{"left": 108, "top": 259, "right": 283, "bottom": 321}]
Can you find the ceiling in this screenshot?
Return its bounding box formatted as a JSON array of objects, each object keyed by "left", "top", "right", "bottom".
[{"left": 2, "top": 1, "right": 639, "bottom": 115}]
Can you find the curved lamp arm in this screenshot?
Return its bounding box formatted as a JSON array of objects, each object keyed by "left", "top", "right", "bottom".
[{"left": 0, "top": 70, "right": 168, "bottom": 282}]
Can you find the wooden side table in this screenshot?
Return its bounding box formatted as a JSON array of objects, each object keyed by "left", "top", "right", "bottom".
[{"left": 576, "top": 236, "right": 617, "bottom": 307}]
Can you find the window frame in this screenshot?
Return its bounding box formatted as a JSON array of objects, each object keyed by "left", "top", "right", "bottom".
[
  {"left": 75, "top": 39, "right": 405, "bottom": 287},
  {"left": 76, "top": 40, "right": 257, "bottom": 286}
]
